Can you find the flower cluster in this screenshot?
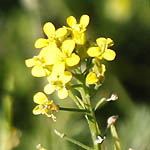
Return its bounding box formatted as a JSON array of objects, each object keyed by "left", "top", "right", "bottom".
[
  {"left": 25, "top": 14, "right": 116, "bottom": 120},
  {"left": 86, "top": 37, "right": 116, "bottom": 84}
]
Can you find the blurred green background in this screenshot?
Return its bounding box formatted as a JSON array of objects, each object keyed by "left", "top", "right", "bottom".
[{"left": 0, "top": 0, "right": 150, "bottom": 150}]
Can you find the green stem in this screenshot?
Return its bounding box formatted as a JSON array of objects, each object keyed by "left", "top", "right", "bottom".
[
  {"left": 79, "top": 86, "right": 101, "bottom": 150},
  {"left": 54, "top": 130, "right": 93, "bottom": 150},
  {"left": 72, "top": 74, "right": 102, "bottom": 150},
  {"left": 94, "top": 98, "right": 107, "bottom": 111},
  {"left": 69, "top": 90, "right": 83, "bottom": 109},
  {"left": 110, "top": 125, "right": 121, "bottom": 150},
  {"left": 59, "top": 107, "right": 90, "bottom": 113}
]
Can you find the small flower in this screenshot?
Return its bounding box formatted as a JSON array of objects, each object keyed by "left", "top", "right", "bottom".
[
  {"left": 34, "top": 22, "right": 67, "bottom": 48},
  {"left": 86, "top": 64, "right": 106, "bottom": 84},
  {"left": 33, "top": 92, "right": 59, "bottom": 121},
  {"left": 44, "top": 71, "right": 72, "bottom": 99},
  {"left": 51, "top": 39, "right": 80, "bottom": 75},
  {"left": 39, "top": 46, "right": 61, "bottom": 65},
  {"left": 87, "top": 37, "right": 116, "bottom": 61},
  {"left": 66, "top": 14, "right": 90, "bottom": 45},
  {"left": 59, "top": 39, "right": 80, "bottom": 67},
  {"left": 86, "top": 72, "right": 99, "bottom": 85},
  {"left": 25, "top": 55, "right": 51, "bottom": 77},
  {"left": 25, "top": 46, "right": 61, "bottom": 77}
]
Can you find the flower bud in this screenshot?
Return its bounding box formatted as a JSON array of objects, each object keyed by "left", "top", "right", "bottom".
[
  {"left": 107, "top": 93, "right": 118, "bottom": 101},
  {"left": 107, "top": 115, "right": 118, "bottom": 128}
]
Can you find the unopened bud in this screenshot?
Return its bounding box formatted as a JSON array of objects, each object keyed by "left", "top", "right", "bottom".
[
  {"left": 107, "top": 115, "right": 118, "bottom": 128},
  {"left": 95, "top": 136, "right": 105, "bottom": 144},
  {"left": 36, "top": 144, "right": 41, "bottom": 149},
  {"left": 54, "top": 129, "right": 64, "bottom": 138},
  {"left": 36, "top": 144, "right": 47, "bottom": 150},
  {"left": 107, "top": 93, "right": 118, "bottom": 101}
]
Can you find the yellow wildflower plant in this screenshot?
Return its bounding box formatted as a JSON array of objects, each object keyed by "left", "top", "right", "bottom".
[
  {"left": 33, "top": 92, "right": 59, "bottom": 121},
  {"left": 44, "top": 70, "right": 72, "bottom": 99},
  {"left": 87, "top": 37, "right": 116, "bottom": 61},
  {"left": 34, "top": 22, "right": 67, "bottom": 48},
  {"left": 66, "top": 14, "right": 90, "bottom": 45},
  {"left": 26, "top": 14, "right": 119, "bottom": 150}
]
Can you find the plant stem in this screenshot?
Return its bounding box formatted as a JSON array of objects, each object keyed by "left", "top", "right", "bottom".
[
  {"left": 110, "top": 124, "right": 121, "bottom": 150},
  {"left": 72, "top": 74, "right": 102, "bottom": 150},
  {"left": 69, "top": 90, "right": 83, "bottom": 109},
  {"left": 79, "top": 86, "right": 102, "bottom": 150},
  {"left": 64, "top": 135, "right": 93, "bottom": 150},
  {"left": 59, "top": 107, "right": 90, "bottom": 113},
  {"left": 94, "top": 98, "right": 106, "bottom": 111},
  {"left": 54, "top": 130, "right": 93, "bottom": 150}
]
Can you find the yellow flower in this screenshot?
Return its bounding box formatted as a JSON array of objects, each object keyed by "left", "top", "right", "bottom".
[
  {"left": 86, "top": 64, "right": 106, "bottom": 84},
  {"left": 51, "top": 39, "right": 80, "bottom": 75},
  {"left": 66, "top": 14, "right": 90, "bottom": 45},
  {"left": 87, "top": 37, "right": 116, "bottom": 61},
  {"left": 34, "top": 22, "right": 67, "bottom": 48},
  {"left": 86, "top": 72, "right": 99, "bottom": 84},
  {"left": 25, "top": 55, "right": 51, "bottom": 77},
  {"left": 25, "top": 46, "right": 60, "bottom": 77},
  {"left": 39, "top": 46, "right": 60, "bottom": 65},
  {"left": 33, "top": 92, "right": 59, "bottom": 121},
  {"left": 44, "top": 71, "right": 72, "bottom": 99}
]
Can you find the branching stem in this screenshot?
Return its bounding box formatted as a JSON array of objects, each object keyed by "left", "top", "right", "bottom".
[
  {"left": 59, "top": 106, "right": 90, "bottom": 114},
  {"left": 54, "top": 130, "right": 93, "bottom": 150}
]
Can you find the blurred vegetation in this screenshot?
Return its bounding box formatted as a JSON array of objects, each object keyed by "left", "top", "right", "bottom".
[{"left": 0, "top": 0, "right": 150, "bottom": 150}]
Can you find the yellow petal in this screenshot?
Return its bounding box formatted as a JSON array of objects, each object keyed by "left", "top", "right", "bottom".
[
  {"left": 47, "top": 73, "right": 56, "bottom": 82},
  {"left": 33, "top": 105, "right": 42, "bottom": 115},
  {"left": 25, "top": 58, "right": 36, "bottom": 67},
  {"left": 73, "top": 31, "right": 85, "bottom": 45},
  {"left": 102, "top": 49, "right": 116, "bottom": 61},
  {"left": 31, "top": 65, "right": 46, "bottom": 77},
  {"left": 101, "top": 64, "right": 106, "bottom": 76},
  {"left": 67, "top": 16, "right": 77, "bottom": 27},
  {"left": 66, "top": 53, "right": 80, "bottom": 67},
  {"left": 34, "top": 38, "right": 49, "bottom": 48},
  {"left": 52, "top": 61, "right": 65, "bottom": 76},
  {"left": 59, "top": 71, "right": 72, "bottom": 84},
  {"left": 106, "top": 38, "right": 114, "bottom": 47},
  {"left": 58, "top": 87, "right": 68, "bottom": 99},
  {"left": 44, "top": 84, "right": 56, "bottom": 94},
  {"left": 39, "top": 47, "right": 59, "bottom": 65},
  {"left": 96, "top": 38, "right": 106, "bottom": 47},
  {"left": 43, "top": 22, "right": 55, "bottom": 38},
  {"left": 61, "top": 39, "right": 75, "bottom": 56},
  {"left": 33, "top": 92, "right": 48, "bottom": 104},
  {"left": 86, "top": 72, "right": 99, "bottom": 84},
  {"left": 80, "top": 14, "right": 90, "bottom": 28},
  {"left": 87, "top": 47, "right": 101, "bottom": 57},
  {"left": 56, "top": 27, "right": 67, "bottom": 38}
]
